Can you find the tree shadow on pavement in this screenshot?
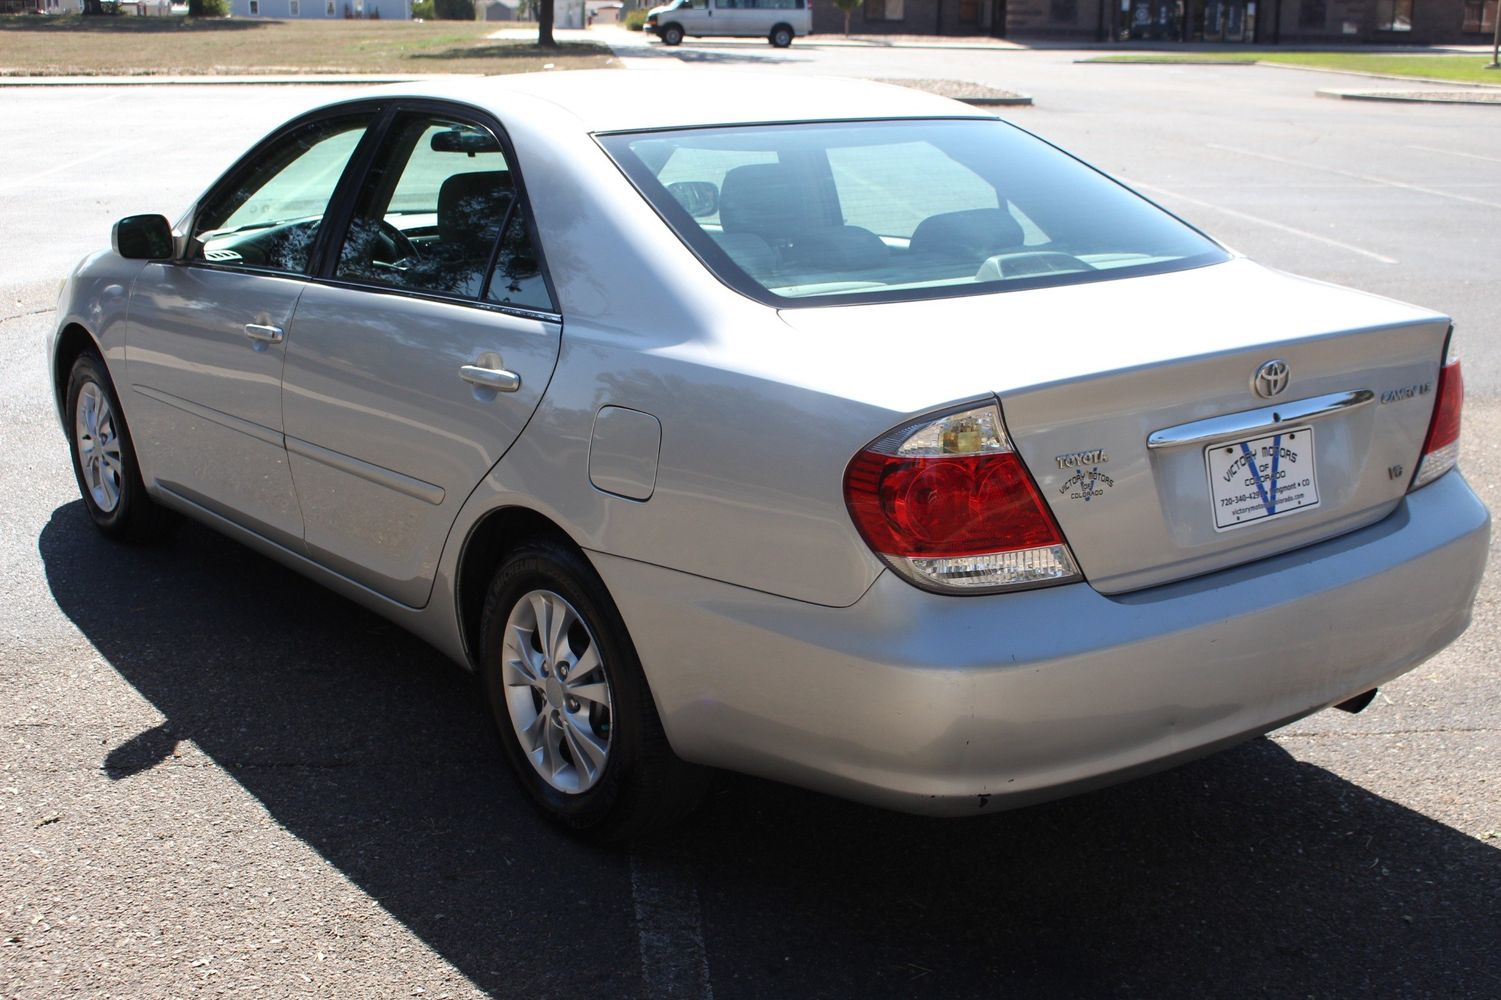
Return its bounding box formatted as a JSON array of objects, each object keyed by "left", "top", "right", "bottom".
[{"left": 40, "top": 501, "right": 1501, "bottom": 999}]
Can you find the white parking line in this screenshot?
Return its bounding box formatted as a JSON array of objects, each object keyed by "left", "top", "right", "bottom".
[
  {"left": 1406, "top": 144, "right": 1501, "bottom": 167},
  {"left": 630, "top": 849, "right": 714, "bottom": 999},
  {"left": 0, "top": 138, "right": 144, "bottom": 197},
  {"left": 1206, "top": 143, "right": 1501, "bottom": 212},
  {"left": 1121, "top": 177, "right": 1399, "bottom": 264}
]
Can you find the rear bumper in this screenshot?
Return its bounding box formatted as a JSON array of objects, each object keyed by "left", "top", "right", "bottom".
[{"left": 593, "top": 470, "right": 1489, "bottom": 816}]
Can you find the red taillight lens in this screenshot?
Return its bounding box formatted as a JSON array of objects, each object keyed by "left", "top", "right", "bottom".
[
  {"left": 1411, "top": 356, "right": 1463, "bottom": 491},
  {"left": 846, "top": 451, "right": 1063, "bottom": 558},
  {"left": 843, "top": 403, "right": 1080, "bottom": 593}
]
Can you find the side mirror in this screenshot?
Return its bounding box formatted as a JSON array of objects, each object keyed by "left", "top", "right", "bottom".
[
  {"left": 113, "top": 214, "right": 174, "bottom": 260},
  {"left": 667, "top": 180, "right": 719, "bottom": 219}
]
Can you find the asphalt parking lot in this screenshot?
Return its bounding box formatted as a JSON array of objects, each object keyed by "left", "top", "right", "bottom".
[{"left": 1, "top": 53, "right": 1498, "bottom": 998}]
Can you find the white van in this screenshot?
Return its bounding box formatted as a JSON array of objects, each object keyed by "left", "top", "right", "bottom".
[{"left": 645, "top": 0, "right": 812, "bottom": 47}]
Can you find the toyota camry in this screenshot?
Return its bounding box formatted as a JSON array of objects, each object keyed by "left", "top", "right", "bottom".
[{"left": 49, "top": 72, "right": 1489, "bottom": 839}]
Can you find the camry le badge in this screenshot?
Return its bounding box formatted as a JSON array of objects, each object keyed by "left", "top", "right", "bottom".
[{"left": 1253, "top": 359, "right": 1290, "bottom": 399}]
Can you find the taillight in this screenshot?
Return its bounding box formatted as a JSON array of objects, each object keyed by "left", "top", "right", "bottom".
[
  {"left": 844, "top": 403, "right": 1081, "bottom": 593},
  {"left": 1410, "top": 352, "right": 1463, "bottom": 491}
]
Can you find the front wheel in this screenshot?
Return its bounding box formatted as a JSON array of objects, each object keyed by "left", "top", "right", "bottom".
[
  {"left": 769, "top": 24, "right": 793, "bottom": 47},
  {"left": 65, "top": 351, "right": 174, "bottom": 541},
  {"left": 660, "top": 22, "right": 684, "bottom": 45},
  {"left": 479, "top": 538, "right": 708, "bottom": 840}
]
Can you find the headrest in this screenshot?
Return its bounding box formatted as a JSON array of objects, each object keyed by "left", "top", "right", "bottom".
[
  {"left": 718, "top": 163, "right": 809, "bottom": 242},
  {"left": 437, "top": 170, "right": 513, "bottom": 250},
  {"left": 783, "top": 226, "right": 888, "bottom": 272},
  {"left": 908, "top": 208, "right": 1025, "bottom": 263}
]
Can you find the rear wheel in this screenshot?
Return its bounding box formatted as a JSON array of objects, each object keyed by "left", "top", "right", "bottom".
[
  {"left": 660, "top": 22, "right": 684, "bottom": 45},
  {"left": 65, "top": 351, "right": 174, "bottom": 541},
  {"left": 769, "top": 24, "right": 793, "bottom": 47},
  {"left": 479, "top": 537, "right": 708, "bottom": 840}
]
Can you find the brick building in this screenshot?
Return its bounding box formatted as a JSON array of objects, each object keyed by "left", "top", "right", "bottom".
[{"left": 811, "top": 0, "right": 1496, "bottom": 44}]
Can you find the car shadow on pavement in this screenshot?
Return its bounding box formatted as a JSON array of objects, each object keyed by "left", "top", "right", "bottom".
[{"left": 40, "top": 501, "right": 1501, "bottom": 999}]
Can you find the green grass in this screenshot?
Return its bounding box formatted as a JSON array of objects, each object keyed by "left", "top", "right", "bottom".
[
  {"left": 0, "top": 14, "right": 615, "bottom": 76},
  {"left": 1085, "top": 52, "right": 1501, "bottom": 85}
]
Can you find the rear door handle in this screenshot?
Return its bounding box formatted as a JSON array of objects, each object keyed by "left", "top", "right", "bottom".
[
  {"left": 244, "top": 323, "right": 285, "bottom": 344},
  {"left": 459, "top": 364, "right": 521, "bottom": 392}
]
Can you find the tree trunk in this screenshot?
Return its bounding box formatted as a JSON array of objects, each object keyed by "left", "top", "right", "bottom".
[
  {"left": 538, "top": 0, "right": 557, "bottom": 45},
  {"left": 843, "top": 7, "right": 850, "bottom": 34},
  {"left": 1491, "top": 0, "right": 1500, "bottom": 68}
]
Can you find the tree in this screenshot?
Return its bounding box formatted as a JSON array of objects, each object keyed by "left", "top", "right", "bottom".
[
  {"left": 538, "top": 0, "right": 556, "bottom": 46},
  {"left": 832, "top": 0, "right": 859, "bottom": 35}
]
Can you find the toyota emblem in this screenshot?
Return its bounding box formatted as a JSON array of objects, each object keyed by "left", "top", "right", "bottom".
[{"left": 1253, "top": 359, "right": 1290, "bottom": 399}]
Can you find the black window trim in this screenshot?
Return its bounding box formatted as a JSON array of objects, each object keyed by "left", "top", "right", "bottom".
[{"left": 172, "top": 97, "right": 563, "bottom": 323}]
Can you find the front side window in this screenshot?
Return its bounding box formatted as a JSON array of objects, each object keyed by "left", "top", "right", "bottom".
[
  {"left": 334, "top": 114, "right": 554, "bottom": 311},
  {"left": 600, "top": 119, "right": 1227, "bottom": 307},
  {"left": 191, "top": 114, "right": 371, "bottom": 274}
]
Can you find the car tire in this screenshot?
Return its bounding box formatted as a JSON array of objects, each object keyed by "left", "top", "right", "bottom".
[
  {"left": 479, "top": 537, "right": 709, "bottom": 841},
  {"left": 769, "top": 24, "right": 793, "bottom": 47},
  {"left": 64, "top": 350, "right": 176, "bottom": 542},
  {"left": 661, "top": 23, "right": 684, "bottom": 45}
]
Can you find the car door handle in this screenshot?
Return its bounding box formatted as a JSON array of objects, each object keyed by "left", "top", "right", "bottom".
[
  {"left": 459, "top": 364, "right": 521, "bottom": 392},
  {"left": 244, "top": 323, "right": 285, "bottom": 344}
]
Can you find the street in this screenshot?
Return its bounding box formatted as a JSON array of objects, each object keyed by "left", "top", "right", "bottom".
[{"left": 1, "top": 48, "right": 1498, "bottom": 998}]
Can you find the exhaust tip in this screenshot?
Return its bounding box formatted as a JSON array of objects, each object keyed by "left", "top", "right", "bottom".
[{"left": 1334, "top": 688, "right": 1378, "bottom": 714}]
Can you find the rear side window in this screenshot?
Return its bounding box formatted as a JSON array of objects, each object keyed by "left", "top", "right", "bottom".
[
  {"left": 334, "top": 114, "right": 555, "bottom": 312},
  {"left": 599, "top": 119, "right": 1228, "bottom": 307}
]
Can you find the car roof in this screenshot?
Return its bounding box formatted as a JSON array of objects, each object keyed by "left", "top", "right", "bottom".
[{"left": 357, "top": 70, "right": 992, "bottom": 134}]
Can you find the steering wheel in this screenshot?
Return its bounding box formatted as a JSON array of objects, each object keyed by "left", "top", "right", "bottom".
[{"left": 375, "top": 219, "right": 420, "bottom": 264}]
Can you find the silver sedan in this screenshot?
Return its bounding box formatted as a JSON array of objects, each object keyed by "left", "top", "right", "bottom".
[{"left": 48, "top": 71, "right": 1489, "bottom": 839}]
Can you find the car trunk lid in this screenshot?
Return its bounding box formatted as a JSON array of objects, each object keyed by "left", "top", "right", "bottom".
[{"left": 776, "top": 259, "right": 1452, "bottom": 594}]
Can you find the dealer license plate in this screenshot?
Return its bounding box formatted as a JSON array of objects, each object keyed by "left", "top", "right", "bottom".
[{"left": 1205, "top": 427, "right": 1320, "bottom": 531}]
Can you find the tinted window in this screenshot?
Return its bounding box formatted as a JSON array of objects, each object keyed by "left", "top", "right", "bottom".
[
  {"left": 600, "top": 119, "right": 1229, "bottom": 307},
  {"left": 485, "top": 210, "right": 553, "bottom": 312},
  {"left": 191, "top": 114, "right": 372, "bottom": 275},
  {"left": 334, "top": 114, "right": 554, "bottom": 311}
]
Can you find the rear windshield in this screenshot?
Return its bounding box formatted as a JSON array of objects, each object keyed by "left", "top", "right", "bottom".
[{"left": 598, "top": 119, "right": 1229, "bottom": 307}]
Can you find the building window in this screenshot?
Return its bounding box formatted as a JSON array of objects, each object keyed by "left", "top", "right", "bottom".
[
  {"left": 865, "top": 0, "right": 903, "bottom": 18},
  {"left": 289, "top": 0, "right": 299, "bottom": 11},
  {"left": 1375, "top": 0, "right": 1413, "bottom": 29},
  {"left": 1462, "top": 0, "right": 1496, "bottom": 30},
  {"left": 248, "top": 0, "right": 259, "bottom": 12},
  {"left": 326, "top": 0, "right": 335, "bottom": 12},
  {"left": 1298, "top": 0, "right": 1325, "bottom": 27}
]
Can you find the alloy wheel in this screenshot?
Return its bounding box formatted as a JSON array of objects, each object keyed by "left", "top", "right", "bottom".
[
  {"left": 501, "top": 589, "right": 615, "bottom": 794},
  {"left": 74, "top": 380, "right": 123, "bottom": 514}
]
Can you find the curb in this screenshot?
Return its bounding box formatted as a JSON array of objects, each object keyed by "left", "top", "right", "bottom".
[
  {"left": 958, "top": 95, "right": 1033, "bottom": 105},
  {"left": 1316, "top": 87, "right": 1501, "bottom": 105}
]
